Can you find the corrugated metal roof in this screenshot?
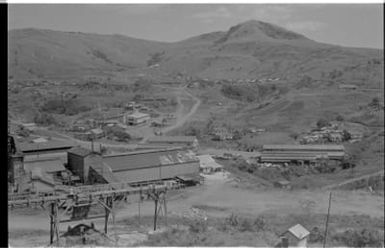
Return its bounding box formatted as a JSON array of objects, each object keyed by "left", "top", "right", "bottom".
[
  {"left": 147, "top": 136, "right": 197, "bottom": 143},
  {"left": 24, "top": 157, "right": 66, "bottom": 173},
  {"left": 19, "top": 140, "right": 75, "bottom": 152},
  {"left": 103, "top": 149, "right": 199, "bottom": 171},
  {"left": 263, "top": 144, "right": 345, "bottom": 151}
]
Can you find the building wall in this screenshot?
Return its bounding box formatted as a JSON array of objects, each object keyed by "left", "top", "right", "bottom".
[
  {"left": 84, "top": 154, "right": 103, "bottom": 183},
  {"left": 88, "top": 166, "right": 108, "bottom": 185},
  {"left": 67, "top": 153, "right": 85, "bottom": 182},
  {"left": 113, "top": 161, "right": 199, "bottom": 183}
]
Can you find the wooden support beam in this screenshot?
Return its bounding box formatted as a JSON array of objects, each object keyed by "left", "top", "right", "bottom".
[
  {"left": 50, "top": 203, "right": 54, "bottom": 245},
  {"left": 104, "top": 197, "right": 110, "bottom": 234},
  {"left": 153, "top": 197, "right": 158, "bottom": 231},
  {"left": 163, "top": 192, "right": 168, "bottom": 226},
  {"left": 60, "top": 214, "right": 106, "bottom": 223}
]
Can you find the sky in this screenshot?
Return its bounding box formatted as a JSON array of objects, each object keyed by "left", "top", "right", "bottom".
[{"left": 8, "top": 4, "right": 384, "bottom": 49}]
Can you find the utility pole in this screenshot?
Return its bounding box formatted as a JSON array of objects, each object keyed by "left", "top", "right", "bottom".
[{"left": 323, "top": 191, "right": 332, "bottom": 248}]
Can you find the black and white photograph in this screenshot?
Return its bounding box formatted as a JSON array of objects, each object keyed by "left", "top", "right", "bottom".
[{"left": 7, "top": 2, "right": 384, "bottom": 247}]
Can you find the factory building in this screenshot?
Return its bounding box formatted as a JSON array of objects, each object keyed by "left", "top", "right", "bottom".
[
  {"left": 66, "top": 147, "right": 200, "bottom": 185},
  {"left": 102, "top": 148, "right": 200, "bottom": 184},
  {"left": 261, "top": 144, "right": 345, "bottom": 164}
]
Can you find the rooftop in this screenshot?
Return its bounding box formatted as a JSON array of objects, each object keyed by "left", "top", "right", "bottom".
[
  {"left": 197, "top": 154, "right": 223, "bottom": 169},
  {"left": 126, "top": 112, "right": 150, "bottom": 119},
  {"left": 68, "top": 146, "right": 93, "bottom": 157},
  {"left": 19, "top": 140, "right": 75, "bottom": 153},
  {"left": 263, "top": 144, "right": 345, "bottom": 151},
  {"left": 286, "top": 224, "right": 310, "bottom": 240},
  {"left": 147, "top": 136, "right": 197, "bottom": 143},
  {"left": 103, "top": 148, "right": 198, "bottom": 172},
  {"left": 31, "top": 168, "right": 56, "bottom": 186}
]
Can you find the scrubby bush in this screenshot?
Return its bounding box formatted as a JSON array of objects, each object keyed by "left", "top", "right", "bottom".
[
  {"left": 336, "top": 115, "right": 344, "bottom": 121},
  {"left": 332, "top": 228, "right": 384, "bottom": 247},
  {"left": 221, "top": 85, "right": 256, "bottom": 102},
  {"left": 40, "top": 98, "right": 90, "bottom": 116},
  {"left": 34, "top": 112, "right": 57, "bottom": 126},
  {"left": 289, "top": 132, "right": 299, "bottom": 140},
  {"left": 105, "top": 126, "right": 130, "bottom": 142},
  {"left": 222, "top": 214, "right": 269, "bottom": 233},
  {"left": 316, "top": 118, "right": 330, "bottom": 129},
  {"left": 342, "top": 129, "right": 351, "bottom": 141},
  {"left": 17, "top": 125, "right": 30, "bottom": 137},
  {"left": 308, "top": 227, "right": 324, "bottom": 243},
  {"left": 189, "top": 219, "right": 208, "bottom": 233},
  {"left": 132, "top": 79, "right": 152, "bottom": 92}
]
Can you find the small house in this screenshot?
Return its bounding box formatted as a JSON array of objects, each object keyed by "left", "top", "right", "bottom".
[
  {"left": 90, "top": 128, "right": 104, "bottom": 139},
  {"left": 21, "top": 123, "right": 37, "bottom": 131},
  {"left": 339, "top": 84, "right": 358, "bottom": 90},
  {"left": 274, "top": 180, "right": 291, "bottom": 189},
  {"left": 124, "top": 112, "right": 150, "bottom": 125},
  {"left": 279, "top": 224, "right": 310, "bottom": 248}
]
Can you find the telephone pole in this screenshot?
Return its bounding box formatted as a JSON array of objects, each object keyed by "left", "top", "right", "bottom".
[{"left": 323, "top": 191, "right": 332, "bottom": 248}]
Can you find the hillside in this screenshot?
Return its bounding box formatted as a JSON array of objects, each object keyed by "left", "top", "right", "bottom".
[{"left": 8, "top": 20, "right": 384, "bottom": 88}]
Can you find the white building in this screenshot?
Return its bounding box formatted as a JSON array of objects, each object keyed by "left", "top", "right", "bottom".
[{"left": 197, "top": 154, "right": 223, "bottom": 174}]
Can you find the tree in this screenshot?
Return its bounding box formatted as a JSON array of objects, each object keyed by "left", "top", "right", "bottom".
[
  {"left": 34, "top": 112, "right": 57, "bottom": 126},
  {"left": 316, "top": 119, "right": 329, "bottom": 129},
  {"left": 369, "top": 97, "right": 380, "bottom": 108},
  {"left": 17, "top": 126, "right": 30, "bottom": 137},
  {"left": 342, "top": 130, "right": 351, "bottom": 141},
  {"left": 336, "top": 115, "right": 344, "bottom": 122}
]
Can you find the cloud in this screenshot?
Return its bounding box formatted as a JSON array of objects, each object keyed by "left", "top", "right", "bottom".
[
  {"left": 87, "top": 4, "right": 164, "bottom": 16},
  {"left": 284, "top": 21, "right": 326, "bottom": 32},
  {"left": 191, "top": 6, "right": 232, "bottom": 22},
  {"left": 252, "top": 5, "right": 294, "bottom": 22},
  {"left": 190, "top": 5, "right": 295, "bottom": 25}
]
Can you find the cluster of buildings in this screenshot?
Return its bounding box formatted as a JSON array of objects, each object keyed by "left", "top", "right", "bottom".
[
  {"left": 8, "top": 133, "right": 223, "bottom": 194},
  {"left": 299, "top": 122, "right": 362, "bottom": 145},
  {"left": 210, "top": 126, "right": 235, "bottom": 141},
  {"left": 299, "top": 125, "right": 347, "bottom": 144},
  {"left": 69, "top": 105, "right": 151, "bottom": 141}
]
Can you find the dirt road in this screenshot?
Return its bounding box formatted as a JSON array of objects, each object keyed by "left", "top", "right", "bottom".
[{"left": 162, "top": 88, "right": 201, "bottom": 134}]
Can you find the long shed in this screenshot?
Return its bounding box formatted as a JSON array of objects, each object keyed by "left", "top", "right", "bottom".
[{"left": 102, "top": 148, "right": 200, "bottom": 184}]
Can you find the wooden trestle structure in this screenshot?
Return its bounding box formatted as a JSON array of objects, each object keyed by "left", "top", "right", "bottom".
[{"left": 8, "top": 181, "right": 184, "bottom": 245}]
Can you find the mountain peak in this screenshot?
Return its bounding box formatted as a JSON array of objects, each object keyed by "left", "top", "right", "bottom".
[{"left": 215, "top": 19, "right": 309, "bottom": 44}]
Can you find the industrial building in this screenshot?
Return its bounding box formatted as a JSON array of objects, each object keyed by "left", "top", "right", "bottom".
[
  {"left": 18, "top": 140, "right": 75, "bottom": 159},
  {"left": 260, "top": 144, "right": 346, "bottom": 164},
  {"left": 102, "top": 148, "right": 200, "bottom": 184},
  {"left": 146, "top": 136, "right": 199, "bottom": 150}
]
